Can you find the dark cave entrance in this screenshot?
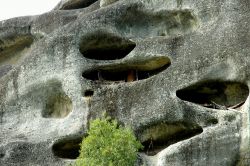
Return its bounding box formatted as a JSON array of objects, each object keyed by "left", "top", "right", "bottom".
[
  {"left": 138, "top": 123, "right": 203, "bottom": 156},
  {"left": 79, "top": 33, "right": 136, "bottom": 60},
  {"left": 176, "top": 81, "right": 249, "bottom": 110},
  {"left": 52, "top": 138, "right": 82, "bottom": 159},
  {"left": 82, "top": 64, "right": 170, "bottom": 83}
]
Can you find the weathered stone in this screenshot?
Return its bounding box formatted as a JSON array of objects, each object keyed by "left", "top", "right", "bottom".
[
  {"left": 100, "top": 0, "right": 118, "bottom": 7},
  {"left": 0, "top": 0, "right": 250, "bottom": 165},
  {"left": 54, "top": 0, "right": 99, "bottom": 10}
]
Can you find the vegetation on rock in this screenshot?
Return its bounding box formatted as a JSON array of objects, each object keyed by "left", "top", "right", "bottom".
[{"left": 74, "top": 117, "right": 143, "bottom": 166}]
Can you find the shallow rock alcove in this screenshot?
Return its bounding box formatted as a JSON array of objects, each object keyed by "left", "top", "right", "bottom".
[{"left": 42, "top": 93, "right": 73, "bottom": 118}]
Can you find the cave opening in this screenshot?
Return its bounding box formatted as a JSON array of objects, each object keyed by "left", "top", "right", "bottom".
[
  {"left": 81, "top": 44, "right": 136, "bottom": 60},
  {"left": 60, "top": 0, "right": 98, "bottom": 10},
  {"left": 176, "top": 81, "right": 249, "bottom": 110},
  {"left": 79, "top": 33, "right": 136, "bottom": 60},
  {"left": 0, "top": 153, "right": 5, "bottom": 158},
  {"left": 52, "top": 138, "right": 82, "bottom": 159},
  {"left": 84, "top": 90, "right": 94, "bottom": 97},
  {"left": 82, "top": 63, "right": 170, "bottom": 83},
  {"left": 138, "top": 123, "right": 203, "bottom": 156}
]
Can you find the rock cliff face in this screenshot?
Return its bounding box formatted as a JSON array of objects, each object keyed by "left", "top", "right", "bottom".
[{"left": 0, "top": 0, "right": 250, "bottom": 165}]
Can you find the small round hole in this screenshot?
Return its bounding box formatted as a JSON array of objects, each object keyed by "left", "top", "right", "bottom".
[
  {"left": 84, "top": 90, "right": 94, "bottom": 97},
  {"left": 0, "top": 153, "right": 5, "bottom": 158},
  {"left": 212, "top": 119, "right": 218, "bottom": 124}
]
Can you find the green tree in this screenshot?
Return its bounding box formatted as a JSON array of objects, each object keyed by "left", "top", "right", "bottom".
[{"left": 75, "top": 117, "right": 143, "bottom": 166}]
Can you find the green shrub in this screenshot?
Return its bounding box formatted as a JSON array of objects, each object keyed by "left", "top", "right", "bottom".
[{"left": 75, "top": 117, "right": 143, "bottom": 166}]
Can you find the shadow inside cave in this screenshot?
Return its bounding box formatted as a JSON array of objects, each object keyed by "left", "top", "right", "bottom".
[
  {"left": 138, "top": 123, "right": 203, "bottom": 156},
  {"left": 176, "top": 81, "right": 249, "bottom": 110}
]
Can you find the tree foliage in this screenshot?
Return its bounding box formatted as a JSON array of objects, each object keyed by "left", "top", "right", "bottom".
[{"left": 75, "top": 117, "right": 143, "bottom": 166}]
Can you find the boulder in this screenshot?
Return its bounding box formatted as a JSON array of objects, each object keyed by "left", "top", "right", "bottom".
[{"left": 0, "top": 0, "right": 250, "bottom": 165}]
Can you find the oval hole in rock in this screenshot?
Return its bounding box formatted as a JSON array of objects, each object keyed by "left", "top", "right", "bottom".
[
  {"left": 0, "top": 153, "right": 5, "bottom": 158},
  {"left": 79, "top": 33, "right": 136, "bottom": 60},
  {"left": 84, "top": 90, "right": 94, "bottom": 97},
  {"left": 82, "top": 59, "right": 171, "bottom": 83},
  {"left": 59, "top": 0, "right": 98, "bottom": 10},
  {"left": 208, "top": 118, "right": 218, "bottom": 125},
  {"left": 138, "top": 123, "right": 203, "bottom": 156},
  {"left": 176, "top": 81, "right": 249, "bottom": 110},
  {"left": 52, "top": 138, "right": 82, "bottom": 159}
]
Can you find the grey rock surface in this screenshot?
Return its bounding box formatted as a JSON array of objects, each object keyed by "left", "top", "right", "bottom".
[{"left": 0, "top": 0, "right": 250, "bottom": 165}]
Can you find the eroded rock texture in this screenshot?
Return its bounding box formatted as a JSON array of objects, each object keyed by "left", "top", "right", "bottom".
[{"left": 0, "top": 0, "right": 250, "bottom": 165}]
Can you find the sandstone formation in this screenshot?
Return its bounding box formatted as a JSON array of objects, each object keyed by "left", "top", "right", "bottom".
[{"left": 0, "top": 0, "right": 250, "bottom": 165}]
